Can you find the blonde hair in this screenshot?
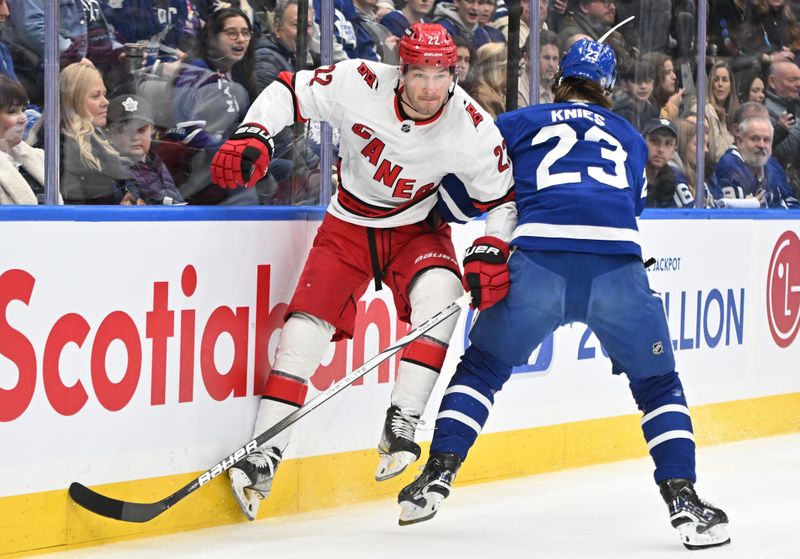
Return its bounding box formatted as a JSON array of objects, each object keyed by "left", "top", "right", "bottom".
[
  {"left": 676, "top": 118, "right": 710, "bottom": 199},
  {"left": 472, "top": 43, "right": 508, "bottom": 119},
  {"left": 59, "top": 63, "right": 120, "bottom": 172}
]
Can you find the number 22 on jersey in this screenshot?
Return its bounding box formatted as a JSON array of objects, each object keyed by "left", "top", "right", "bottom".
[{"left": 531, "top": 123, "right": 629, "bottom": 190}]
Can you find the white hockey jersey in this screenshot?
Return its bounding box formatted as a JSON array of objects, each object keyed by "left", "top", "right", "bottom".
[{"left": 243, "top": 59, "right": 515, "bottom": 228}]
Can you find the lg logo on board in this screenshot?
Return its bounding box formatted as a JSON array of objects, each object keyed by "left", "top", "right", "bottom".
[{"left": 766, "top": 231, "right": 800, "bottom": 348}]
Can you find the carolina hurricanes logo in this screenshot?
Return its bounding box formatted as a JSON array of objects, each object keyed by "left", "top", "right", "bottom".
[
  {"left": 465, "top": 103, "right": 483, "bottom": 128},
  {"left": 356, "top": 62, "right": 378, "bottom": 89},
  {"left": 766, "top": 231, "right": 800, "bottom": 348}
]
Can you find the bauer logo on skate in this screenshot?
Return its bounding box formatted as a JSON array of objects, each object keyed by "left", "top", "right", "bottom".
[
  {"left": 0, "top": 264, "right": 412, "bottom": 422},
  {"left": 766, "top": 230, "right": 800, "bottom": 348}
]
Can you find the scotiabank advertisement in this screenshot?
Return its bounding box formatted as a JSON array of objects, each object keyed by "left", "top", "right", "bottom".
[{"left": 0, "top": 215, "right": 798, "bottom": 498}]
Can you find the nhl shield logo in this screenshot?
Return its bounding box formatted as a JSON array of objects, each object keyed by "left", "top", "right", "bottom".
[
  {"left": 401, "top": 122, "right": 411, "bottom": 133},
  {"left": 652, "top": 341, "right": 664, "bottom": 355}
]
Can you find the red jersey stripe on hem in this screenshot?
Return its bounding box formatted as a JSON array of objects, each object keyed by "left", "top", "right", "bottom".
[{"left": 337, "top": 183, "right": 438, "bottom": 219}]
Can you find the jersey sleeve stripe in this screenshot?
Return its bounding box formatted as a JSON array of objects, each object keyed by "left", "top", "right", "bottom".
[
  {"left": 472, "top": 188, "right": 515, "bottom": 212},
  {"left": 277, "top": 71, "right": 308, "bottom": 124},
  {"left": 512, "top": 223, "right": 641, "bottom": 245}
]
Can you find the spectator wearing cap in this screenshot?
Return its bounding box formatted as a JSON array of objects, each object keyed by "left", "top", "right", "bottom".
[
  {"left": 106, "top": 95, "right": 185, "bottom": 205},
  {"left": 643, "top": 118, "right": 695, "bottom": 208},
  {"left": 710, "top": 113, "right": 799, "bottom": 208}
]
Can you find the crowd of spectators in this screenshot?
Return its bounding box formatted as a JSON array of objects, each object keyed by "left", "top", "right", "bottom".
[{"left": 0, "top": 0, "right": 799, "bottom": 209}]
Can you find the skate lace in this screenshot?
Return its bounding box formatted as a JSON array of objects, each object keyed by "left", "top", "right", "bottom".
[
  {"left": 248, "top": 447, "right": 281, "bottom": 476},
  {"left": 391, "top": 407, "right": 422, "bottom": 440}
]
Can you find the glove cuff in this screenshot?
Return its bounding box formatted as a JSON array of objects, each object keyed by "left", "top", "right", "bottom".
[
  {"left": 232, "top": 122, "right": 274, "bottom": 157},
  {"left": 463, "top": 236, "right": 510, "bottom": 265}
]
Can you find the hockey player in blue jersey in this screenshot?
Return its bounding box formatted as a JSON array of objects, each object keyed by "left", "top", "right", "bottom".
[{"left": 397, "top": 38, "right": 731, "bottom": 550}]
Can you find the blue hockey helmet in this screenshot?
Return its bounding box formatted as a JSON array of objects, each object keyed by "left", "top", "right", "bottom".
[{"left": 559, "top": 38, "right": 617, "bottom": 93}]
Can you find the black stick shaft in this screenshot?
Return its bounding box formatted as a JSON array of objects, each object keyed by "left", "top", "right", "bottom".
[{"left": 69, "top": 294, "right": 468, "bottom": 522}]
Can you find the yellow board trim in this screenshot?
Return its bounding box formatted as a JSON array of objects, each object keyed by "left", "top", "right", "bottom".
[{"left": 3, "top": 392, "right": 799, "bottom": 557}]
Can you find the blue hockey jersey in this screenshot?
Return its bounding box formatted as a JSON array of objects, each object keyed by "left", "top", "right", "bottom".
[
  {"left": 710, "top": 147, "right": 799, "bottom": 209},
  {"left": 496, "top": 101, "right": 649, "bottom": 257}
]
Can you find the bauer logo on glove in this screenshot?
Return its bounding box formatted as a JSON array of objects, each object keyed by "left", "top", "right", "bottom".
[
  {"left": 210, "top": 122, "right": 274, "bottom": 189},
  {"left": 462, "top": 236, "right": 510, "bottom": 310},
  {"left": 464, "top": 244, "right": 504, "bottom": 261}
]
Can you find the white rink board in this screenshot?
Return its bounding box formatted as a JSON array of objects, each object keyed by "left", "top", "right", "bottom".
[{"left": 0, "top": 216, "right": 798, "bottom": 498}]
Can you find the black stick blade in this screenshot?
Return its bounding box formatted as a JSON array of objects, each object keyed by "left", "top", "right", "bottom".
[{"left": 69, "top": 482, "right": 167, "bottom": 523}]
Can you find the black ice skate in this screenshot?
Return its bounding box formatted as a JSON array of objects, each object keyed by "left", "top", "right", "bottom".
[
  {"left": 397, "top": 452, "right": 461, "bottom": 526},
  {"left": 659, "top": 478, "right": 731, "bottom": 550},
  {"left": 375, "top": 405, "right": 422, "bottom": 481},
  {"left": 228, "top": 447, "right": 282, "bottom": 521}
]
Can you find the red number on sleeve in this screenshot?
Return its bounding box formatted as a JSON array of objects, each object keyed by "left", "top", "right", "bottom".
[{"left": 494, "top": 140, "right": 510, "bottom": 172}]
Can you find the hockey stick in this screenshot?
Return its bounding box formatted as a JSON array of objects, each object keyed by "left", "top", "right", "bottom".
[{"left": 69, "top": 292, "right": 470, "bottom": 522}]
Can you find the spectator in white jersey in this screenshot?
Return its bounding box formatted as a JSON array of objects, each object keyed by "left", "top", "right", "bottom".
[
  {"left": 208, "top": 23, "right": 514, "bottom": 522},
  {"left": 0, "top": 75, "right": 47, "bottom": 204}
]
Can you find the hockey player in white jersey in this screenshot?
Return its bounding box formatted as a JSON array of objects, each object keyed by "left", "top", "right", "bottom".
[
  {"left": 209, "top": 23, "right": 515, "bottom": 521},
  {"left": 397, "top": 38, "right": 731, "bottom": 550}
]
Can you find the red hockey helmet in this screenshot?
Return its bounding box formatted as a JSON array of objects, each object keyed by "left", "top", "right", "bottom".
[{"left": 398, "top": 23, "right": 458, "bottom": 71}]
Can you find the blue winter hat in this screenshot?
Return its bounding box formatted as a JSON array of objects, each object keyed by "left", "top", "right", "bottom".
[{"left": 559, "top": 38, "right": 618, "bottom": 93}]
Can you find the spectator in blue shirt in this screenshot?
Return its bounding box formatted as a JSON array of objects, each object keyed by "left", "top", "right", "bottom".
[
  {"left": 101, "top": 0, "right": 189, "bottom": 61},
  {"left": 0, "top": 0, "right": 17, "bottom": 80},
  {"left": 4, "top": 0, "right": 89, "bottom": 104},
  {"left": 313, "top": 0, "right": 380, "bottom": 61},
  {"left": 380, "top": 0, "right": 434, "bottom": 38},
  {"left": 711, "top": 114, "right": 799, "bottom": 208}
]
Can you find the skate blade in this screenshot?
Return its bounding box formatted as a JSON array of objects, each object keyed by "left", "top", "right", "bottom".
[
  {"left": 229, "top": 469, "right": 263, "bottom": 521},
  {"left": 376, "top": 451, "right": 417, "bottom": 482},
  {"left": 398, "top": 492, "right": 445, "bottom": 526},
  {"left": 678, "top": 522, "right": 731, "bottom": 550}
]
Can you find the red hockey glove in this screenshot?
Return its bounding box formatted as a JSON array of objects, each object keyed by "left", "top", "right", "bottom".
[
  {"left": 462, "top": 236, "right": 510, "bottom": 310},
  {"left": 211, "top": 123, "right": 274, "bottom": 189}
]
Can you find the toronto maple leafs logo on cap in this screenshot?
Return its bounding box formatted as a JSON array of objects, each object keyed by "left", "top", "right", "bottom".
[
  {"left": 108, "top": 94, "right": 154, "bottom": 125},
  {"left": 121, "top": 97, "right": 139, "bottom": 113}
]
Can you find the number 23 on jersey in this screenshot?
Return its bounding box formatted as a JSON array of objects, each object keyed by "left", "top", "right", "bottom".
[{"left": 530, "top": 123, "right": 630, "bottom": 190}]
